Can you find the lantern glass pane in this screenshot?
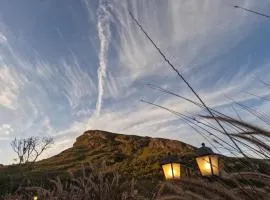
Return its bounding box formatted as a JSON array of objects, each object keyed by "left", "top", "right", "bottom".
[
  {"left": 196, "top": 155, "right": 219, "bottom": 176},
  {"left": 162, "top": 163, "right": 181, "bottom": 180}
]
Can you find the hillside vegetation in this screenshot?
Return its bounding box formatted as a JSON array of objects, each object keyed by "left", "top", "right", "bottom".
[
  {"left": 0, "top": 130, "right": 196, "bottom": 195},
  {"left": 37, "top": 130, "right": 197, "bottom": 178},
  {"left": 1, "top": 130, "right": 269, "bottom": 199}
]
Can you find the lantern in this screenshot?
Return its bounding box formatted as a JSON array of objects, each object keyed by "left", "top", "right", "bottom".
[
  {"left": 161, "top": 153, "right": 181, "bottom": 180},
  {"left": 196, "top": 143, "right": 219, "bottom": 177}
]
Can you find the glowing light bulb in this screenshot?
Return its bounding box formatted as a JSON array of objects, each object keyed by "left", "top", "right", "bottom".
[
  {"left": 168, "top": 168, "right": 173, "bottom": 177},
  {"left": 204, "top": 162, "right": 211, "bottom": 170}
]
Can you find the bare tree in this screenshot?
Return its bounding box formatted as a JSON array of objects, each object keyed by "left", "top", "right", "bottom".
[{"left": 11, "top": 136, "right": 54, "bottom": 165}]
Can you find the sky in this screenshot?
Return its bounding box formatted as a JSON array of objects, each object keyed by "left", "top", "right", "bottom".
[{"left": 0, "top": 0, "right": 270, "bottom": 164}]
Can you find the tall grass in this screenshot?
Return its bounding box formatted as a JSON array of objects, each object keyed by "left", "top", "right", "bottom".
[
  {"left": 1, "top": 163, "right": 144, "bottom": 200},
  {"left": 2, "top": 161, "right": 270, "bottom": 200}
]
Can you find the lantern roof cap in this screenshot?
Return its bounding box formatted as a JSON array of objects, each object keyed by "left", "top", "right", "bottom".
[
  {"left": 161, "top": 153, "right": 181, "bottom": 165},
  {"left": 196, "top": 143, "right": 215, "bottom": 156}
]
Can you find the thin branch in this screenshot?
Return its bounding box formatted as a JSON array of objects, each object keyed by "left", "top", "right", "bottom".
[{"left": 234, "top": 5, "right": 270, "bottom": 19}]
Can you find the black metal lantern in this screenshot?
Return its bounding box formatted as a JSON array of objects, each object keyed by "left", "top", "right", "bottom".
[
  {"left": 196, "top": 143, "right": 219, "bottom": 177},
  {"left": 161, "top": 153, "right": 181, "bottom": 180}
]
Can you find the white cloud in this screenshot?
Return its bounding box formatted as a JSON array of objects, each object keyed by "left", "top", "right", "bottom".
[
  {"left": 0, "top": 123, "right": 14, "bottom": 135},
  {"left": 110, "top": 0, "right": 255, "bottom": 81},
  {"left": 0, "top": 65, "right": 26, "bottom": 109},
  {"left": 0, "top": 32, "right": 7, "bottom": 44},
  {"left": 95, "top": 0, "right": 112, "bottom": 116},
  {"left": 58, "top": 59, "right": 97, "bottom": 110},
  {"left": 46, "top": 0, "right": 270, "bottom": 160},
  {"left": 0, "top": 0, "right": 270, "bottom": 164}
]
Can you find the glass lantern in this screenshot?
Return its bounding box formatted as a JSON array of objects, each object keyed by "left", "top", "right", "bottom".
[
  {"left": 161, "top": 153, "right": 181, "bottom": 180},
  {"left": 196, "top": 143, "right": 219, "bottom": 176}
]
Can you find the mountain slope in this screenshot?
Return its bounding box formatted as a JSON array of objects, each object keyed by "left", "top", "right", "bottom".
[{"left": 37, "top": 130, "right": 197, "bottom": 178}]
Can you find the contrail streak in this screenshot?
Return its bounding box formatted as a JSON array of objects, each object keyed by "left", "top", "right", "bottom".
[{"left": 95, "top": 0, "right": 111, "bottom": 116}]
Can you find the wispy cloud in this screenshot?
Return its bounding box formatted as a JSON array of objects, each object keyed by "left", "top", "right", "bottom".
[
  {"left": 95, "top": 0, "right": 111, "bottom": 116},
  {"left": 0, "top": 124, "right": 14, "bottom": 135},
  {"left": 0, "top": 65, "right": 27, "bottom": 110},
  {"left": 0, "top": 32, "right": 7, "bottom": 44},
  {"left": 0, "top": 0, "right": 270, "bottom": 163}
]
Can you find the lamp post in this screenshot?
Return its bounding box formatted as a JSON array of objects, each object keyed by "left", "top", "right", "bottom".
[
  {"left": 161, "top": 153, "right": 181, "bottom": 180},
  {"left": 196, "top": 143, "right": 219, "bottom": 177}
]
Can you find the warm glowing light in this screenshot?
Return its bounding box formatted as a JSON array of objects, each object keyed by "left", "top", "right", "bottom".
[
  {"left": 204, "top": 162, "right": 211, "bottom": 170},
  {"left": 33, "top": 196, "right": 38, "bottom": 200},
  {"left": 162, "top": 163, "right": 181, "bottom": 180},
  {"left": 196, "top": 155, "right": 219, "bottom": 176}
]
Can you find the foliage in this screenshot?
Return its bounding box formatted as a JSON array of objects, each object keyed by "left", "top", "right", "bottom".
[
  {"left": 1, "top": 164, "right": 270, "bottom": 200},
  {"left": 0, "top": 163, "right": 145, "bottom": 200}
]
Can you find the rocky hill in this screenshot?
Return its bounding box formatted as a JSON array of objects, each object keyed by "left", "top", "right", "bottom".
[
  {"left": 1, "top": 130, "right": 269, "bottom": 196},
  {"left": 36, "top": 130, "right": 197, "bottom": 178}
]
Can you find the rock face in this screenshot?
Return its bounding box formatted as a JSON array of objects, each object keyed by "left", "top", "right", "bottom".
[
  {"left": 39, "top": 130, "right": 197, "bottom": 178},
  {"left": 74, "top": 130, "right": 195, "bottom": 153}
]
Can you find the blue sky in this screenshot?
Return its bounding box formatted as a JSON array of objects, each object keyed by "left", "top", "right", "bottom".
[{"left": 0, "top": 0, "right": 270, "bottom": 164}]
